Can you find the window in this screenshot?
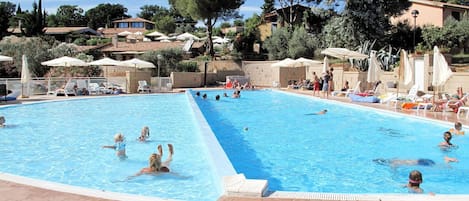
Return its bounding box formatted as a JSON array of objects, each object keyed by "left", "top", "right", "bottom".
[
  {"left": 131, "top": 22, "right": 144, "bottom": 28},
  {"left": 117, "top": 22, "right": 128, "bottom": 28},
  {"left": 452, "top": 11, "right": 460, "bottom": 21}
]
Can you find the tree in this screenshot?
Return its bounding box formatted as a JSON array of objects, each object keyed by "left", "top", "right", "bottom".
[
  {"left": 0, "top": 2, "right": 16, "bottom": 40},
  {"left": 138, "top": 5, "right": 170, "bottom": 21},
  {"left": 263, "top": 27, "right": 291, "bottom": 59},
  {"left": 54, "top": 5, "right": 86, "bottom": 27},
  {"left": 155, "top": 15, "right": 176, "bottom": 34},
  {"left": 85, "top": 4, "right": 129, "bottom": 29},
  {"left": 322, "top": 0, "right": 411, "bottom": 49},
  {"left": 170, "top": 0, "right": 245, "bottom": 58},
  {"left": 261, "top": 0, "right": 275, "bottom": 15},
  {"left": 16, "top": 0, "right": 45, "bottom": 37}
]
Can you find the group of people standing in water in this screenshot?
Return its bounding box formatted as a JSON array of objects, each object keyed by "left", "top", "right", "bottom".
[
  {"left": 102, "top": 126, "right": 174, "bottom": 178},
  {"left": 374, "top": 121, "right": 464, "bottom": 194}
]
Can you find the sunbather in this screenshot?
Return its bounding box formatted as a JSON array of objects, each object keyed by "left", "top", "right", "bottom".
[
  {"left": 102, "top": 133, "right": 126, "bottom": 158},
  {"left": 449, "top": 122, "right": 464, "bottom": 135}
]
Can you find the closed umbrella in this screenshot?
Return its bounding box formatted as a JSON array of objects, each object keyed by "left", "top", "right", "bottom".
[
  {"left": 21, "top": 55, "right": 31, "bottom": 98},
  {"left": 432, "top": 46, "right": 452, "bottom": 87},
  {"left": 322, "top": 56, "right": 329, "bottom": 73},
  {"left": 0, "top": 55, "right": 13, "bottom": 62},
  {"left": 367, "top": 51, "right": 382, "bottom": 83}
]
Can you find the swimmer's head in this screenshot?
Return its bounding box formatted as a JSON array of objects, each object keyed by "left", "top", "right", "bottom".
[
  {"left": 114, "top": 133, "right": 124, "bottom": 142},
  {"left": 408, "top": 170, "right": 422, "bottom": 186},
  {"left": 455, "top": 122, "right": 462, "bottom": 131},
  {"left": 444, "top": 131, "right": 452, "bottom": 141},
  {"left": 149, "top": 153, "right": 160, "bottom": 171},
  {"left": 244, "top": 127, "right": 249, "bottom": 131}
]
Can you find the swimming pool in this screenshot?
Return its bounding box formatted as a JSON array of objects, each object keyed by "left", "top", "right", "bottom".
[
  {"left": 0, "top": 94, "right": 224, "bottom": 201},
  {"left": 194, "top": 89, "right": 469, "bottom": 194}
]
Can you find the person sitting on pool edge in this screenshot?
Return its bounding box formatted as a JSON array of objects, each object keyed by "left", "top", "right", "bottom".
[
  {"left": 138, "top": 126, "right": 150, "bottom": 142},
  {"left": 449, "top": 122, "right": 464, "bottom": 135},
  {"left": 102, "top": 133, "right": 126, "bottom": 158}
]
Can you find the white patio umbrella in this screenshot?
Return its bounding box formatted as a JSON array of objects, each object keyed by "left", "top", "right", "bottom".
[
  {"left": 88, "top": 57, "right": 122, "bottom": 66},
  {"left": 0, "top": 55, "right": 13, "bottom": 62},
  {"left": 271, "top": 58, "right": 297, "bottom": 67},
  {"left": 156, "top": 35, "right": 171, "bottom": 41},
  {"left": 146, "top": 31, "right": 165, "bottom": 37},
  {"left": 160, "top": 39, "right": 172, "bottom": 43},
  {"left": 402, "top": 50, "right": 413, "bottom": 86},
  {"left": 21, "top": 55, "right": 31, "bottom": 98},
  {"left": 293, "top": 57, "right": 321, "bottom": 67},
  {"left": 88, "top": 57, "right": 122, "bottom": 78},
  {"left": 321, "top": 48, "right": 369, "bottom": 60},
  {"left": 432, "top": 46, "right": 453, "bottom": 89},
  {"left": 322, "top": 56, "right": 329, "bottom": 73},
  {"left": 117, "top": 31, "right": 133, "bottom": 36},
  {"left": 41, "top": 56, "right": 89, "bottom": 67},
  {"left": 176, "top": 32, "right": 200, "bottom": 41},
  {"left": 121, "top": 58, "right": 155, "bottom": 69},
  {"left": 213, "top": 37, "right": 230, "bottom": 44},
  {"left": 367, "top": 51, "right": 382, "bottom": 83}
]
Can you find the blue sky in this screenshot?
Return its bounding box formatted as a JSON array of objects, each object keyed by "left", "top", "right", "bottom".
[{"left": 14, "top": 0, "right": 264, "bottom": 20}]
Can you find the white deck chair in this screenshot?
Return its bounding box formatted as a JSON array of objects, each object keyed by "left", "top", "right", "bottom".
[
  {"left": 388, "top": 84, "right": 419, "bottom": 108},
  {"left": 138, "top": 80, "right": 151, "bottom": 93},
  {"left": 345, "top": 81, "right": 361, "bottom": 97},
  {"left": 55, "top": 79, "right": 76, "bottom": 97}
]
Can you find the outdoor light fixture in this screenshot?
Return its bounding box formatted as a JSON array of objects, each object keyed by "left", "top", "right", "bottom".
[
  {"left": 157, "top": 54, "right": 163, "bottom": 91},
  {"left": 411, "top": 9, "right": 419, "bottom": 52}
]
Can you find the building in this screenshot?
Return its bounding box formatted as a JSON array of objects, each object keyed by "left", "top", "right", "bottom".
[
  {"left": 100, "top": 17, "right": 155, "bottom": 38},
  {"left": 258, "top": 4, "right": 310, "bottom": 41},
  {"left": 392, "top": 0, "right": 469, "bottom": 27}
]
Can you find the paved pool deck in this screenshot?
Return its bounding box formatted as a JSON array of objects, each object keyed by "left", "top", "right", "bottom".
[{"left": 1, "top": 88, "right": 468, "bottom": 201}]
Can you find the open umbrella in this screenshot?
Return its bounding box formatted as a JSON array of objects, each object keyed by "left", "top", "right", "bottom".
[
  {"left": 293, "top": 57, "right": 321, "bottom": 67},
  {"left": 271, "top": 58, "right": 297, "bottom": 67},
  {"left": 146, "top": 31, "right": 165, "bottom": 37},
  {"left": 176, "top": 32, "right": 200, "bottom": 41},
  {"left": 21, "top": 55, "right": 31, "bottom": 98},
  {"left": 117, "top": 31, "right": 133, "bottom": 36},
  {"left": 41, "top": 56, "right": 89, "bottom": 67},
  {"left": 321, "top": 48, "right": 369, "bottom": 60},
  {"left": 0, "top": 55, "right": 13, "bottom": 62},
  {"left": 121, "top": 58, "right": 155, "bottom": 69},
  {"left": 88, "top": 57, "right": 122, "bottom": 78}
]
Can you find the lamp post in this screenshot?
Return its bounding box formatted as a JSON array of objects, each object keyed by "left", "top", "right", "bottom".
[
  {"left": 411, "top": 9, "right": 419, "bottom": 52},
  {"left": 157, "top": 54, "right": 162, "bottom": 91}
]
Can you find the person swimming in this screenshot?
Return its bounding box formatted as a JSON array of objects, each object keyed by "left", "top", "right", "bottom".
[
  {"left": 305, "top": 109, "right": 327, "bottom": 115},
  {"left": 374, "top": 156, "right": 457, "bottom": 167},
  {"left": 138, "top": 126, "right": 150, "bottom": 142}
]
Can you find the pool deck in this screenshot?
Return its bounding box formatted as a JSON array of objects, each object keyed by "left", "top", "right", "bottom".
[{"left": 1, "top": 88, "right": 468, "bottom": 201}]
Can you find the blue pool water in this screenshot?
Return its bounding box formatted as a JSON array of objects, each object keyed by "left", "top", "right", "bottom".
[
  {"left": 0, "top": 94, "right": 220, "bottom": 201},
  {"left": 194, "top": 89, "right": 469, "bottom": 194}
]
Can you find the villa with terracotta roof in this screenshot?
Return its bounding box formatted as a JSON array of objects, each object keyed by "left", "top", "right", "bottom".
[
  {"left": 391, "top": 0, "right": 469, "bottom": 27},
  {"left": 100, "top": 17, "right": 155, "bottom": 38}
]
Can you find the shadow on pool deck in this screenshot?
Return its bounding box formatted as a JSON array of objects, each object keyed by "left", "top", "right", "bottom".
[{"left": 1, "top": 88, "right": 469, "bottom": 201}]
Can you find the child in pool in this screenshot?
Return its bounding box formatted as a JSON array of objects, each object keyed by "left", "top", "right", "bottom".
[
  {"left": 138, "top": 126, "right": 150, "bottom": 142},
  {"left": 102, "top": 133, "right": 126, "bottom": 158},
  {"left": 449, "top": 122, "right": 464, "bottom": 135},
  {"left": 0, "top": 116, "right": 5, "bottom": 127},
  {"left": 131, "top": 144, "right": 174, "bottom": 178},
  {"left": 439, "top": 131, "right": 455, "bottom": 148},
  {"left": 407, "top": 170, "right": 424, "bottom": 193}
]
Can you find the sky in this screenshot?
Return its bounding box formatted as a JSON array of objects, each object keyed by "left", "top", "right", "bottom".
[{"left": 13, "top": 0, "right": 264, "bottom": 21}]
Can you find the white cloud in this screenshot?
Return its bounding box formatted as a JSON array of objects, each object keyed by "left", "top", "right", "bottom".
[{"left": 239, "top": 5, "right": 261, "bottom": 13}]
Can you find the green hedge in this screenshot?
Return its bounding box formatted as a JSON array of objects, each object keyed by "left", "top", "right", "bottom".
[{"left": 453, "top": 54, "right": 469, "bottom": 64}]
